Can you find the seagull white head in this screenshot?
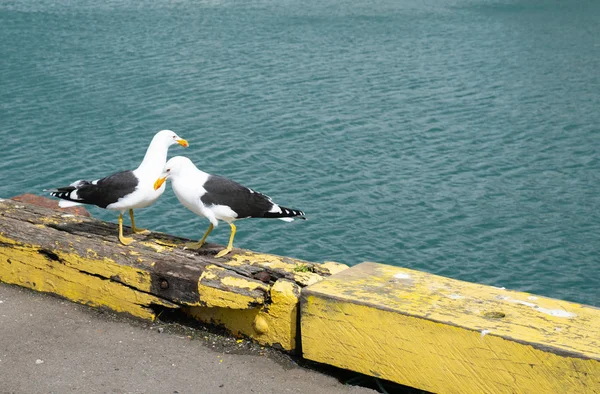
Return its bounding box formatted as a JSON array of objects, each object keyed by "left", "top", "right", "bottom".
[
  {"left": 154, "top": 156, "right": 194, "bottom": 190},
  {"left": 153, "top": 130, "right": 189, "bottom": 148}
]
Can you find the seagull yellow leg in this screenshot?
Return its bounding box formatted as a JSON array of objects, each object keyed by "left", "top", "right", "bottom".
[
  {"left": 184, "top": 223, "right": 214, "bottom": 249},
  {"left": 215, "top": 222, "right": 236, "bottom": 258},
  {"left": 129, "top": 209, "right": 150, "bottom": 234},
  {"left": 118, "top": 213, "right": 134, "bottom": 245}
]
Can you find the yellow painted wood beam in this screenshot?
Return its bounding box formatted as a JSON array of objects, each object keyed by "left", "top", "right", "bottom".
[
  {"left": 0, "top": 198, "right": 347, "bottom": 352},
  {"left": 301, "top": 262, "right": 600, "bottom": 393},
  {"left": 0, "top": 235, "right": 176, "bottom": 320},
  {"left": 185, "top": 279, "right": 301, "bottom": 350}
]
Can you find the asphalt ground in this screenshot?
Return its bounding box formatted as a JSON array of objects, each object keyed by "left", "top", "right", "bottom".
[{"left": 0, "top": 282, "right": 378, "bottom": 394}]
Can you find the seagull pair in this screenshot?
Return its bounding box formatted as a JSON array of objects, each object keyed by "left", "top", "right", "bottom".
[{"left": 47, "top": 130, "right": 305, "bottom": 257}]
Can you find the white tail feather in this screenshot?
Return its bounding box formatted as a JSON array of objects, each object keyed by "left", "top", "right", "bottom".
[
  {"left": 58, "top": 200, "right": 83, "bottom": 208},
  {"left": 278, "top": 217, "right": 294, "bottom": 222}
]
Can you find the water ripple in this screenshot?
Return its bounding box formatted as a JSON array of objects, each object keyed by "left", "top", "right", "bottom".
[{"left": 1, "top": 0, "right": 599, "bottom": 306}]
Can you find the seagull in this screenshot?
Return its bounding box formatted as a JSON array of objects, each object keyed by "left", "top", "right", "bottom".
[
  {"left": 154, "top": 156, "right": 306, "bottom": 257},
  {"left": 46, "top": 130, "right": 188, "bottom": 245}
]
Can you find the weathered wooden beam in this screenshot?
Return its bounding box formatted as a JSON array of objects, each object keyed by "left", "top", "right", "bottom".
[
  {"left": 0, "top": 197, "right": 347, "bottom": 351},
  {"left": 301, "top": 262, "right": 600, "bottom": 393}
]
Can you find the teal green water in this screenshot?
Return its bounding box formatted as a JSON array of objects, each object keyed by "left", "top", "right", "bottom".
[{"left": 1, "top": 0, "right": 599, "bottom": 306}]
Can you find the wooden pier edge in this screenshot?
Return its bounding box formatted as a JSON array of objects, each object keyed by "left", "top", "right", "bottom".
[
  {"left": 301, "top": 262, "right": 600, "bottom": 393},
  {"left": 2, "top": 196, "right": 599, "bottom": 393},
  {"left": 0, "top": 197, "right": 347, "bottom": 352}
]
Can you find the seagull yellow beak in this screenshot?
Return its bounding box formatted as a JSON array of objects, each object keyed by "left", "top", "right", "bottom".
[
  {"left": 154, "top": 177, "right": 167, "bottom": 190},
  {"left": 177, "top": 138, "right": 189, "bottom": 147}
]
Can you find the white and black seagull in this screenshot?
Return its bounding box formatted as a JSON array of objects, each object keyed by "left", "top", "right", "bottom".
[
  {"left": 46, "top": 130, "right": 188, "bottom": 245},
  {"left": 154, "top": 156, "right": 306, "bottom": 257}
]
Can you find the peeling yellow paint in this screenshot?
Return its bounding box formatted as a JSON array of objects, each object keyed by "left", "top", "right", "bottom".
[
  {"left": 262, "top": 279, "right": 301, "bottom": 350},
  {"left": 0, "top": 236, "right": 174, "bottom": 320},
  {"left": 226, "top": 251, "right": 299, "bottom": 269},
  {"left": 53, "top": 250, "right": 153, "bottom": 293},
  {"left": 199, "top": 265, "right": 220, "bottom": 281},
  {"left": 0, "top": 233, "right": 303, "bottom": 350},
  {"left": 225, "top": 251, "right": 344, "bottom": 288},
  {"left": 186, "top": 279, "right": 300, "bottom": 351},
  {"left": 301, "top": 262, "right": 600, "bottom": 393},
  {"left": 320, "top": 261, "right": 348, "bottom": 275},
  {"left": 2, "top": 206, "right": 346, "bottom": 355},
  {"left": 140, "top": 241, "right": 168, "bottom": 253},
  {"left": 220, "top": 276, "right": 268, "bottom": 293},
  {"left": 0, "top": 235, "right": 18, "bottom": 246},
  {"left": 292, "top": 271, "right": 322, "bottom": 286},
  {"left": 197, "top": 265, "right": 264, "bottom": 309},
  {"left": 0, "top": 237, "right": 154, "bottom": 294}
]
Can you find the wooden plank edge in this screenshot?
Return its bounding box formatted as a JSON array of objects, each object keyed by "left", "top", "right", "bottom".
[
  {"left": 0, "top": 197, "right": 351, "bottom": 352},
  {"left": 0, "top": 236, "right": 307, "bottom": 351},
  {"left": 300, "top": 262, "right": 600, "bottom": 394}
]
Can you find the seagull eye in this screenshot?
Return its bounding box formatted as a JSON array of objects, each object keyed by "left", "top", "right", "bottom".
[
  {"left": 172, "top": 135, "right": 176, "bottom": 139},
  {"left": 166, "top": 168, "right": 171, "bottom": 172}
]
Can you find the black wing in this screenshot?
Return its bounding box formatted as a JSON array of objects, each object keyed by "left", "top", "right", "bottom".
[
  {"left": 200, "top": 175, "right": 275, "bottom": 218},
  {"left": 49, "top": 170, "right": 138, "bottom": 208}
]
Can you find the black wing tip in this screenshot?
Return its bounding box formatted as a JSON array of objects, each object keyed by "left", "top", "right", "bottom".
[
  {"left": 281, "top": 207, "right": 306, "bottom": 218},
  {"left": 48, "top": 191, "right": 69, "bottom": 199},
  {"left": 262, "top": 206, "right": 306, "bottom": 219},
  {"left": 295, "top": 209, "right": 307, "bottom": 219}
]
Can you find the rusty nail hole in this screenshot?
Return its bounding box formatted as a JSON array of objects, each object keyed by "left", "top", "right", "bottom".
[
  {"left": 484, "top": 311, "right": 506, "bottom": 319},
  {"left": 160, "top": 279, "right": 169, "bottom": 289}
]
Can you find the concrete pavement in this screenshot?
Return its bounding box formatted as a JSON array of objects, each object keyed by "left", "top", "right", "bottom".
[{"left": 0, "top": 282, "right": 377, "bottom": 394}]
